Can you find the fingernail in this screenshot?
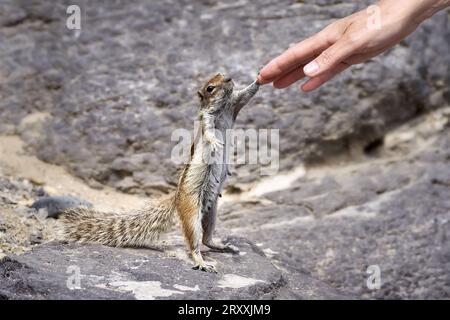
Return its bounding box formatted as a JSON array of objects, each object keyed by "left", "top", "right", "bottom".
[
  {"left": 303, "top": 61, "right": 319, "bottom": 75},
  {"left": 257, "top": 75, "right": 266, "bottom": 85}
]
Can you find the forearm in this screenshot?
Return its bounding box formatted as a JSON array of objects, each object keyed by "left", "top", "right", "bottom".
[
  {"left": 378, "top": 0, "right": 450, "bottom": 25},
  {"left": 201, "top": 113, "right": 216, "bottom": 137},
  {"left": 258, "top": 0, "right": 449, "bottom": 90},
  {"left": 232, "top": 81, "right": 260, "bottom": 115},
  {"left": 416, "top": 0, "right": 450, "bottom": 22}
]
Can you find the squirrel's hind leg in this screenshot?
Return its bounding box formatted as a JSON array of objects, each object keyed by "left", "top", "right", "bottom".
[
  {"left": 179, "top": 204, "right": 217, "bottom": 273},
  {"left": 202, "top": 199, "right": 239, "bottom": 254},
  {"left": 191, "top": 249, "right": 216, "bottom": 273}
]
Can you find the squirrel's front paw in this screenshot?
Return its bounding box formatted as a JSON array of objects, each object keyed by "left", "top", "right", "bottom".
[{"left": 207, "top": 136, "right": 224, "bottom": 153}]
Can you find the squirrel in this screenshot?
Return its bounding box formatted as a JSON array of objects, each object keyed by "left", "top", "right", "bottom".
[{"left": 60, "top": 73, "right": 260, "bottom": 272}]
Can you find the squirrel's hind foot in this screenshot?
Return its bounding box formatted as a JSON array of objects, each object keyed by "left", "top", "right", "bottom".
[
  {"left": 192, "top": 263, "right": 217, "bottom": 273},
  {"left": 206, "top": 136, "right": 224, "bottom": 153},
  {"left": 191, "top": 250, "right": 217, "bottom": 273},
  {"left": 204, "top": 241, "right": 239, "bottom": 254}
]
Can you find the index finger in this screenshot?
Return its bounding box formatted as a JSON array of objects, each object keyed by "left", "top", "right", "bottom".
[{"left": 258, "top": 34, "right": 329, "bottom": 84}]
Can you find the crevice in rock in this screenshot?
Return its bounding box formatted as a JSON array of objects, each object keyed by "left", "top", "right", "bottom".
[
  {"left": 363, "top": 137, "right": 384, "bottom": 155},
  {"left": 250, "top": 274, "right": 289, "bottom": 298},
  {"left": 2, "top": 14, "right": 55, "bottom": 28}
]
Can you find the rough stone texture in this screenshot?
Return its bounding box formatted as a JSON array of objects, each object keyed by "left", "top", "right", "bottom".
[
  {"left": 220, "top": 115, "right": 450, "bottom": 299},
  {"left": 0, "top": 0, "right": 448, "bottom": 193},
  {"left": 1, "top": 0, "right": 450, "bottom": 300},
  {"left": 0, "top": 112, "right": 449, "bottom": 300},
  {"left": 0, "top": 176, "right": 46, "bottom": 207},
  {"left": 0, "top": 173, "right": 349, "bottom": 300},
  {"left": 0, "top": 238, "right": 349, "bottom": 300},
  {"left": 0, "top": 175, "right": 58, "bottom": 256},
  {"left": 31, "top": 196, "right": 93, "bottom": 218}
]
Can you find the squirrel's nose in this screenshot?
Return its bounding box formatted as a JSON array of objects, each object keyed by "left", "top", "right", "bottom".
[{"left": 224, "top": 76, "right": 232, "bottom": 82}]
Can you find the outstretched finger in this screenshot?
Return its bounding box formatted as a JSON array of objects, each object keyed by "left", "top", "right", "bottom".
[
  {"left": 272, "top": 64, "right": 306, "bottom": 89},
  {"left": 301, "top": 62, "right": 350, "bottom": 92},
  {"left": 303, "top": 37, "right": 355, "bottom": 78},
  {"left": 258, "top": 34, "right": 330, "bottom": 84}
]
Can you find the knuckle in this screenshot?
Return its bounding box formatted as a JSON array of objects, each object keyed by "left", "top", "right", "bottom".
[
  {"left": 318, "top": 50, "right": 334, "bottom": 66},
  {"left": 341, "top": 34, "right": 356, "bottom": 46},
  {"left": 272, "top": 58, "right": 284, "bottom": 75},
  {"left": 320, "top": 25, "right": 340, "bottom": 44},
  {"left": 341, "top": 33, "right": 363, "bottom": 51}
]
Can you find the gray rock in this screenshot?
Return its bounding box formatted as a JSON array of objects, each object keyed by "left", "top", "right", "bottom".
[
  {"left": 31, "top": 195, "right": 93, "bottom": 218},
  {"left": 0, "top": 0, "right": 448, "bottom": 193},
  {"left": 29, "top": 231, "right": 43, "bottom": 245},
  {"left": 0, "top": 237, "right": 349, "bottom": 300},
  {"left": 0, "top": 176, "right": 59, "bottom": 256},
  {"left": 1, "top": 0, "right": 449, "bottom": 300},
  {"left": 220, "top": 128, "right": 450, "bottom": 299},
  {"left": 0, "top": 176, "right": 46, "bottom": 206}
]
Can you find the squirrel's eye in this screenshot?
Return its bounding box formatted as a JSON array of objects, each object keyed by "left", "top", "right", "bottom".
[{"left": 206, "top": 85, "right": 215, "bottom": 93}]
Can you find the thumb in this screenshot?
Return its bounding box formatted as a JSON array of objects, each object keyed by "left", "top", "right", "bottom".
[{"left": 303, "top": 37, "right": 355, "bottom": 77}]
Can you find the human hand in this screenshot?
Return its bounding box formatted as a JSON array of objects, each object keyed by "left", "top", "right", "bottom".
[{"left": 257, "top": 0, "right": 449, "bottom": 92}]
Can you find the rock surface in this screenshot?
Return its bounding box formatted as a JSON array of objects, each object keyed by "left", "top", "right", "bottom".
[
  {"left": 0, "top": 238, "right": 349, "bottom": 300},
  {"left": 0, "top": 109, "right": 449, "bottom": 299},
  {"left": 31, "top": 196, "right": 93, "bottom": 218},
  {"left": 0, "top": 175, "right": 58, "bottom": 256},
  {"left": 220, "top": 111, "right": 450, "bottom": 299},
  {"left": 0, "top": 0, "right": 449, "bottom": 300},
  {"left": 0, "top": 0, "right": 449, "bottom": 193}
]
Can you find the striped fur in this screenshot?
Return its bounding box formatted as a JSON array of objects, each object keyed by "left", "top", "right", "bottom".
[
  {"left": 60, "top": 73, "right": 259, "bottom": 271},
  {"left": 61, "top": 195, "right": 175, "bottom": 247}
]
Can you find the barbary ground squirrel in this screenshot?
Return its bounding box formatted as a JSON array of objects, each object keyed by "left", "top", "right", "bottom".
[{"left": 61, "top": 73, "right": 259, "bottom": 272}]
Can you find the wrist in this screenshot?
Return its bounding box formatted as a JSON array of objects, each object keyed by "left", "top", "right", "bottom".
[
  {"left": 415, "top": 0, "right": 449, "bottom": 23},
  {"left": 376, "top": 0, "right": 449, "bottom": 28},
  {"left": 396, "top": 0, "right": 449, "bottom": 24}
]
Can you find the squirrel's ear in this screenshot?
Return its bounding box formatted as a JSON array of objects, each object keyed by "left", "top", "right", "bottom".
[{"left": 197, "top": 90, "right": 204, "bottom": 99}]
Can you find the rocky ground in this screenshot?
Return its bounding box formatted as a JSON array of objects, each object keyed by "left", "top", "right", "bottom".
[
  {"left": 0, "top": 134, "right": 350, "bottom": 299},
  {"left": 222, "top": 108, "right": 450, "bottom": 299},
  {"left": 0, "top": 0, "right": 449, "bottom": 299},
  {"left": 0, "top": 239, "right": 348, "bottom": 300}
]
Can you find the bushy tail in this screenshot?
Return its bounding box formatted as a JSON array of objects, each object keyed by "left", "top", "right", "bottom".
[{"left": 60, "top": 194, "right": 176, "bottom": 247}]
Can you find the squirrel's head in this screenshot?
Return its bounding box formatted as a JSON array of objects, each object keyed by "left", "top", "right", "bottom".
[{"left": 197, "top": 73, "right": 234, "bottom": 110}]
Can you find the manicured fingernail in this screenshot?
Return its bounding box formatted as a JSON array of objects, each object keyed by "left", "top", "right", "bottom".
[{"left": 303, "top": 61, "right": 319, "bottom": 75}]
